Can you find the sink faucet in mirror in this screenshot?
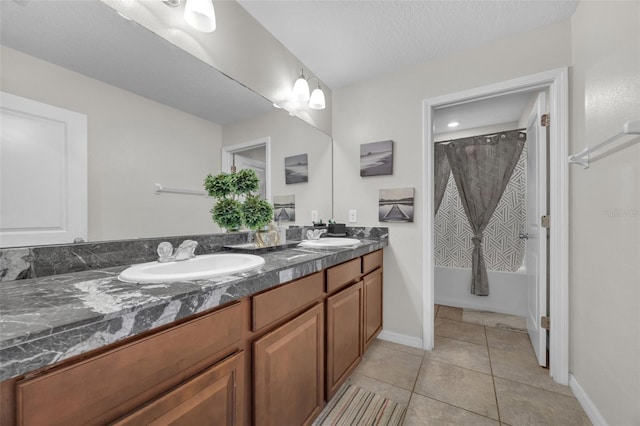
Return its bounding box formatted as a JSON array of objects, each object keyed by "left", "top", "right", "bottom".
[
  {"left": 157, "top": 240, "right": 198, "bottom": 262},
  {"left": 306, "top": 229, "right": 327, "bottom": 240}
]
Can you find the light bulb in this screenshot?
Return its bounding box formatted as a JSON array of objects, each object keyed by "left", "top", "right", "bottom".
[
  {"left": 292, "top": 69, "right": 310, "bottom": 102},
  {"left": 184, "top": 0, "right": 216, "bottom": 33},
  {"left": 309, "top": 85, "right": 326, "bottom": 110}
]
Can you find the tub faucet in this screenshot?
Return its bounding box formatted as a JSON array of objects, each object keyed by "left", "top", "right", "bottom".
[{"left": 156, "top": 240, "right": 198, "bottom": 262}]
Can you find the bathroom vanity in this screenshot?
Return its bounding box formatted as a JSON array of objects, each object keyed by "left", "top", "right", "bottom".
[{"left": 0, "top": 240, "right": 385, "bottom": 425}]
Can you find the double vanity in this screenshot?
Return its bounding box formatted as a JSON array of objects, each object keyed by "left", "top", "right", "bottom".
[{"left": 0, "top": 235, "right": 386, "bottom": 425}]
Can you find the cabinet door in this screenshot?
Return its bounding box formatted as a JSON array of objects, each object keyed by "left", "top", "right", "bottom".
[
  {"left": 325, "top": 281, "right": 363, "bottom": 399},
  {"left": 363, "top": 268, "right": 383, "bottom": 350},
  {"left": 254, "top": 304, "right": 324, "bottom": 426},
  {"left": 113, "top": 351, "right": 244, "bottom": 426}
]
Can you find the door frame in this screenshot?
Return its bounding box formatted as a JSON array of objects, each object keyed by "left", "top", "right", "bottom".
[
  {"left": 221, "top": 137, "right": 271, "bottom": 201},
  {"left": 421, "top": 68, "right": 569, "bottom": 385}
]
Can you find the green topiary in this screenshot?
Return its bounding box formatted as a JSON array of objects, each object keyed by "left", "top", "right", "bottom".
[
  {"left": 233, "top": 168, "right": 260, "bottom": 195},
  {"left": 204, "top": 169, "right": 274, "bottom": 232},
  {"left": 241, "top": 195, "right": 274, "bottom": 230},
  {"left": 211, "top": 198, "right": 243, "bottom": 231}
]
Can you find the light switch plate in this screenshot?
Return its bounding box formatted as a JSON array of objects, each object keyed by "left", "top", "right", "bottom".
[
  {"left": 311, "top": 210, "right": 318, "bottom": 222},
  {"left": 348, "top": 209, "right": 357, "bottom": 223}
]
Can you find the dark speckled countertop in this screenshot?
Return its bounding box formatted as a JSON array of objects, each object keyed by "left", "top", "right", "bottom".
[{"left": 0, "top": 238, "right": 387, "bottom": 381}]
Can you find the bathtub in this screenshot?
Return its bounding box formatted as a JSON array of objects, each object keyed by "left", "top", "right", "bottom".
[{"left": 434, "top": 266, "right": 528, "bottom": 317}]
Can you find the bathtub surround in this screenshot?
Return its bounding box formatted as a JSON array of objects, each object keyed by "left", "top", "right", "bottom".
[
  {"left": 444, "top": 130, "right": 526, "bottom": 295},
  {"left": 0, "top": 236, "right": 387, "bottom": 381}
]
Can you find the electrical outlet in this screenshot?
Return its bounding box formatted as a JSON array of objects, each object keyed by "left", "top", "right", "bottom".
[
  {"left": 348, "top": 209, "right": 357, "bottom": 223},
  {"left": 311, "top": 210, "right": 318, "bottom": 222}
]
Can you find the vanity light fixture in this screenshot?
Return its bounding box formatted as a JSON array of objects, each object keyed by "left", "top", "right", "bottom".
[
  {"left": 448, "top": 121, "right": 460, "bottom": 128},
  {"left": 163, "top": 0, "right": 216, "bottom": 33},
  {"left": 292, "top": 68, "right": 326, "bottom": 110}
]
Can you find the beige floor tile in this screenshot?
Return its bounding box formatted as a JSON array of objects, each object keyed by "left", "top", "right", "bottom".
[
  {"left": 425, "top": 336, "right": 491, "bottom": 374},
  {"left": 489, "top": 347, "right": 574, "bottom": 397},
  {"left": 437, "top": 305, "right": 463, "bottom": 321},
  {"left": 414, "top": 359, "right": 498, "bottom": 420},
  {"left": 403, "top": 393, "right": 500, "bottom": 426},
  {"left": 495, "top": 378, "right": 591, "bottom": 425},
  {"left": 462, "top": 310, "right": 526, "bottom": 332},
  {"left": 435, "top": 317, "right": 487, "bottom": 346},
  {"left": 353, "top": 344, "right": 423, "bottom": 391},
  {"left": 346, "top": 373, "right": 412, "bottom": 406},
  {"left": 486, "top": 327, "right": 533, "bottom": 353},
  {"left": 371, "top": 338, "right": 425, "bottom": 357}
]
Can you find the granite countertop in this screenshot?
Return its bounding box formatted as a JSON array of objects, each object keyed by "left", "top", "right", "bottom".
[{"left": 0, "top": 237, "right": 387, "bottom": 382}]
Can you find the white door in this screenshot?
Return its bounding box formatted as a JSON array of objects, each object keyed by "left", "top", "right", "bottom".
[
  {"left": 235, "top": 155, "right": 266, "bottom": 200},
  {"left": 525, "top": 92, "right": 548, "bottom": 367},
  {"left": 0, "top": 92, "right": 87, "bottom": 247}
]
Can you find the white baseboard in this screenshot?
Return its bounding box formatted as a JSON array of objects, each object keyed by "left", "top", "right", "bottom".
[
  {"left": 377, "top": 330, "right": 424, "bottom": 350},
  {"left": 570, "top": 374, "right": 607, "bottom": 426}
]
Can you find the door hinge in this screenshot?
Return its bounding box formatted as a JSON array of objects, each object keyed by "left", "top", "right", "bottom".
[
  {"left": 541, "top": 215, "right": 550, "bottom": 228},
  {"left": 541, "top": 114, "right": 550, "bottom": 127},
  {"left": 541, "top": 316, "right": 550, "bottom": 330}
]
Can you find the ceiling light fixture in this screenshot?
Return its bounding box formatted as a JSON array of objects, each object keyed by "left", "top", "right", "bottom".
[
  {"left": 292, "top": 68, "right": 326, "bottom": 110},
  {"left": 163, "top": 0, "right": 216, "bottom": 33},
  {"left": 448, "top": 121, "right": 460, "bottom": 128}
]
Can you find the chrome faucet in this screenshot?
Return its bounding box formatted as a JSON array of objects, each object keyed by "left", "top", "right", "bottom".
[{"left": 157, "top": 240, "right": 198, "bottom": 262}]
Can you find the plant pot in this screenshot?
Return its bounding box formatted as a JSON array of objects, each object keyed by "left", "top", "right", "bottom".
[{"left": 255, "top": 229, "right": 279, "bottom": 247}]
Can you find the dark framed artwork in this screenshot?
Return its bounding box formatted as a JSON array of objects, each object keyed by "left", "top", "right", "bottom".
[
  {"left": 273, "top": 194, "right": 296, "bottom": 222},
  {"left": 379, "top": 187, "right": 414, "bottom": 222},
  {"left": 285, "top": 154, "right": 308, "bottom": 184},
  {"left": 360, "top": 140, "right": 393, "bottom": 177}
]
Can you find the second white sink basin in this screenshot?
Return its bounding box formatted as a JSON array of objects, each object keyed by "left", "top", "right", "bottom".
[
  {"left": 298, "top": 238, "right": 362, "bottom": 248},
  {"left": 118, "top": 253, "right": 265, "bottom": 283}
]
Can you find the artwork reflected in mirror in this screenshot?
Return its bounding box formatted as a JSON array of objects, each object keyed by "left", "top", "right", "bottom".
[
  {"left": 274, "top": 195, "right": 296, "bottom": 222},
  {"left": 285, "top": 154, "right": 309, "bottom": 184},
  {"left": 379, "top": 188, "right": 414, "bottom": 222}
]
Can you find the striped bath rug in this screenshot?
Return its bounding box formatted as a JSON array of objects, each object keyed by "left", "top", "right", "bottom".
[{"left": 313, "top": 384, "right": 407, "bottom": 426}]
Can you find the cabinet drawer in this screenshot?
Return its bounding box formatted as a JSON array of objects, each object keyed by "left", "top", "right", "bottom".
[
  {"left": 113, "top": 351, "right": 245, "bottom": 426},
  {"left": 362, "top": 249, "right": 383, "bottom": 274},
  {"left": 326, "top": 258, "right": 361, "bottom": 294},
  {"left": 16, "top": 301, "right": 244, "bottom": 426},
  {"left": 253, "top": 272, "right": 324, "bottom": 332}
]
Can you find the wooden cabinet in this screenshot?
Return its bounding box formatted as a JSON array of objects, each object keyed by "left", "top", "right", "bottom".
[
  {"left": 3, "top": 249, "right": 384, "bottom": 426},
  {"left": 253, "top": 303, "right": 324, "bottom": 426},
  {"left": 15, "top": 301, "right": 244, "bottom": 426},
  {"left": 362, "top": 250, "right": 384, "bottom": 351},
  {"left": 363, "top": 268, "right": 383, "bottom": 351},
  {"left": 325, "top": 281, "right": 363, "bottom": 399},
  {"left": 113, "top": 351, "right": 244, "bottom": 426}
]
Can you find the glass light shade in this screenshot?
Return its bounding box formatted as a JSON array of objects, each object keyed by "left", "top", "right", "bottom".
[
  {"left": 309, "top": 86, "right": 326, "bottom": 110},
  {"left": 184, "top": 0, "right": 216, "bottom": 33},
  {"left": 292, "top": 75, "right": 310, "bottom": 102}
]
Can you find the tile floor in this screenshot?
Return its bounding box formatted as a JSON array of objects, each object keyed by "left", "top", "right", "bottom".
[{"left": 345, "top": 305, "right": 591, "bottom": 425}]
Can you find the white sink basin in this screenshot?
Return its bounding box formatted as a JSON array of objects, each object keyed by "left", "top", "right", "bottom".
[
  {"left": 118, "top": 253, "right": 265, "bottom": 283},
  {"left": 298, "top": 238, "right": 362, "bottom": 248}
]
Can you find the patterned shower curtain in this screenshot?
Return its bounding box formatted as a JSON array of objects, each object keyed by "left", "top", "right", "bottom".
[
  {"left": 445, "top": 130, "right": 526, "bottom": 296},
  {"left": 434, "top": 143, "right": 451, "bottom": 216}
]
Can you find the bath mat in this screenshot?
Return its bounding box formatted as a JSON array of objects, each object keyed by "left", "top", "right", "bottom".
[{"left": 313, "top": 384, "right": 407, "bottom": 426}]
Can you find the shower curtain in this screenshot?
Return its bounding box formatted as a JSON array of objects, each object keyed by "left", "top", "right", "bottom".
[
  {"left": 434, "top": 144, "right": 451, "bottom": 216},
  {"left": 445, "top": 130, "right": 526, "bottom": 296}
]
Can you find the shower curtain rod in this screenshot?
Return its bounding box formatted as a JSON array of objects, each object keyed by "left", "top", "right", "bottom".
[{"left": 434, "top": 127, "right": 527, "bottom": 144}]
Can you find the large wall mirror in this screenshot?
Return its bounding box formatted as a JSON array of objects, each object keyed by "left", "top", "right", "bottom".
[{"left": 0, "top": 0, "right": 332, "bottom": 246}]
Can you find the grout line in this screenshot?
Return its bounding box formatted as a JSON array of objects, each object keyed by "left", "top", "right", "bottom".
[
  {"left": 485, "top": 325, "right": 502, "bottom": 424},
  {"left": 411, "top": 392, "right": 503, "bottom": 423}
]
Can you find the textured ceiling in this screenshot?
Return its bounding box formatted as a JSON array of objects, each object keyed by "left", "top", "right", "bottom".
[{"left": 239, "top": 0, "right": 579, "bottom": 89}]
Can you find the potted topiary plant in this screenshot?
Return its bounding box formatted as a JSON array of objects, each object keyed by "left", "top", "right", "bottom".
[{"left": 204, "top": 169, "right": 274, "bottom": 245}]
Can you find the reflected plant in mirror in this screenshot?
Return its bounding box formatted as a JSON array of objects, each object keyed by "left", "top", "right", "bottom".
[{"left": 205, "top": 169, "right": 273, "bottom": 233}]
